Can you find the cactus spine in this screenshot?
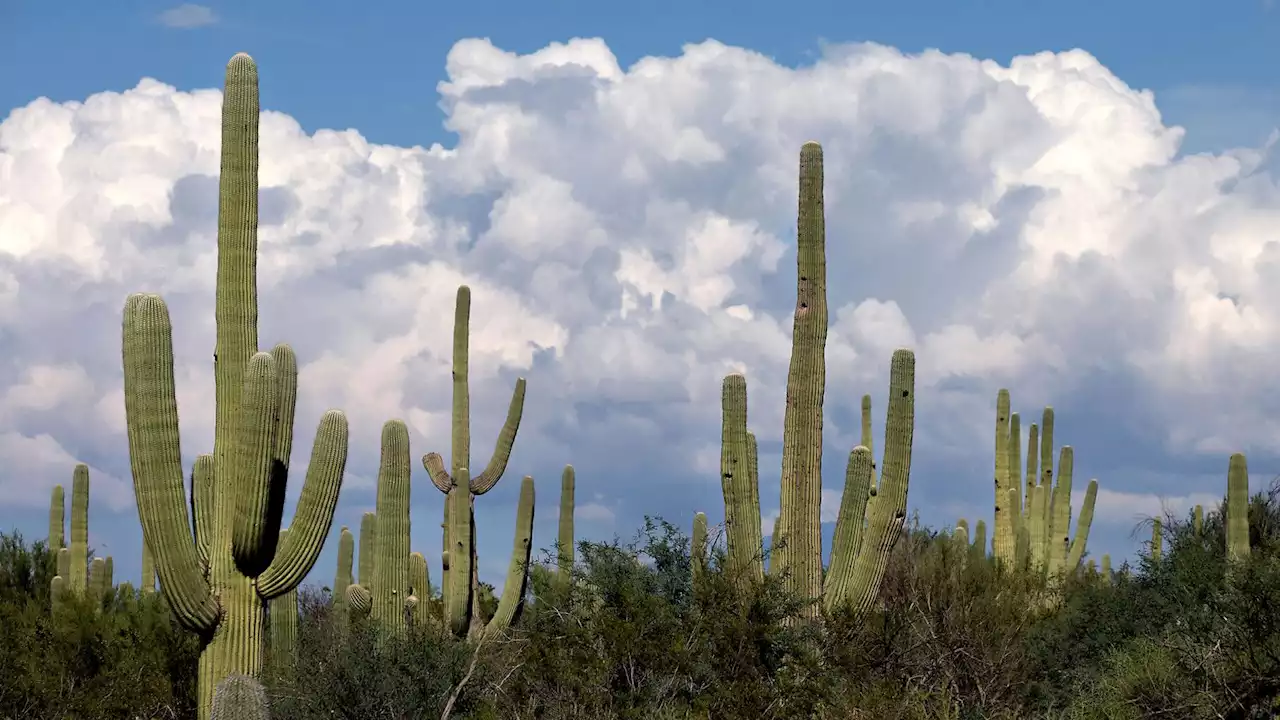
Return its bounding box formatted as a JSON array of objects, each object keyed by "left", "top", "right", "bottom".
[
  {"left": 122, "top": 54, "right": 349, "bottom": 720},
  {"left": 422, "top": 285, "right": 527, "bottom": 638}
]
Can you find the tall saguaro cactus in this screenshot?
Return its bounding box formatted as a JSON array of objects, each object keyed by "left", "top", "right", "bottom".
[
  {"left": 122, "top": 54, "right": 349, "bottom": 720},
  {"left": 48, "top": 484, "right": 64, "bottom": 553},
  {"left": 482, "top": 475, "right": 536, "bottom": 641},
  {"left": 69, "top": 464, "right": 90, "bottom": 594},
  {"left": 422, "top": 285, "right": 527, "bottom": 638},
  {"left": 557, "top": 465, "right": 576, "bottom": 586},
  {"left": 1227, "top": 453, "right": 1250, "bottom": 562},
  {"left": 372, "top": 420, "right": 411, "bottom": 635},
  {"left": 720, "top": 374, "right": 764, "bottom": 591}
]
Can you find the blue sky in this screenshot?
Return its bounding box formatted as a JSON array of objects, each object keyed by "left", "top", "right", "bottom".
[{"left": 1, "top": 0, "right": 1279, "bottom": 594}]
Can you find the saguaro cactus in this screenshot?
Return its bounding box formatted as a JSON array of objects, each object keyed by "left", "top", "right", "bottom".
[
  {"left": 557, "top": 465, "right": 576, "bottom": 587},
  {"left": 720, "top": 374, "right": 764, "bottom": 592},
  {"left": 371, "top": 421, "right": 412, "bottom": 635},
  {"left": 422, "top": 285, "right": 527, "bottom": 638},
  {"left": 691, "top": 512, "right": 708, "bottom": 581},
  {"left": 482, "top": 475, "right": 536, "bottom": 641},
  {"left": 1227, "top": 453, "right": 1250, "bottom": 562},
  {"left": 69, "top": 464, "right": 90, "bottom": 594},
  {"left": 332, "top": 526, "right": 353, "bottom": 631},
  {"left": 346, "top": 513, "right": 375, "bottom": 618},
  {"left": 122, "top": 54, "right": 348, "bottom": 720},
  {"left": 48, "top": 484, "right": 64, "bottom": 552}
]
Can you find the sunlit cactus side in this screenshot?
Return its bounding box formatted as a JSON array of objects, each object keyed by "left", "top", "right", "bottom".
[
  {"left": 122, "top": 53, "right": 349, "bottom": 720},
  {"left": 1064, "top": 480, "right": 1099, "bottom": 573},
  {"left": 720, "top": 374, "right": 764, "bottom": 592},
  {"left": 1227, "top": 453, "right": 1250, "bottom": 562},
  {"left": 954, "top": 519, "right": 970, "bottom": 547},
  {"left": 211, "top": 674, "right": 270, "bottom": 720},
  {"left": 346, "top": 513, "right": 375, "bottom": 618},
  {"left": 88, "top": 557, "right": 108, "bottom": 610},
  {"left": 370, "top": 420, "right": 411, "bottom": 636},
  {"left": 557, "top": 465, "right": 576, "bottom": 588},
  {"left": 408, "top": 551, "right": 429, "bottom": 625},
  {"left": 48, "top": 484, "right": 64, "bottom": 552},
  {"left": 482, "top": 475, "right": 536, "bottom": 641},
  {"left": 422, "top": 284, "right": 527, "bottom": 639}
]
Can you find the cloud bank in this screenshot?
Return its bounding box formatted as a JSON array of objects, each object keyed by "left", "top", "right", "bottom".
[{"left": 2, "top": 38, "right": 1278, "bottom": 587}]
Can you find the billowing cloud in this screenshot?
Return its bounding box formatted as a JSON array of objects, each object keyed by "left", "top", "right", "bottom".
[
  {"left": 156, "top": 4, "right": 218, "bottom": 29},
  {"left": 1, "top": 37, "right": 1278, "bottom": 587}
]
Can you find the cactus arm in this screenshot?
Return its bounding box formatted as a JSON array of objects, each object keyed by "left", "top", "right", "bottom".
[
  {"left": 423, "top": 452, "right": 453, "bottom": 493},
  {"left": 123, "top": 293, "right": 219, "bottom": 632},
  {"left": 841, "top": 349, "right": 914, "bottom": 615},
  {"left": 346, "top": 583, "right": 371, "bottom": 616},
  {"left": 1193, "top": 504, "right": 1204, "bottom": 536},
  {"left": 483, "top": 475, "right": 535, "bottom": 640},
  {"left": 558, "top": 465, "right": 575, "bottom": 583},
  {"left": 1151, "top": 518, "right": 1163, "bottom": 561},
  {"left": 1048, "top": 446, "right": 1074, "bottom": 575},
  {"left": 1065, "top": 479, "right": 1098, "bottom": 571},
  {"left": 256, "top": 410, "right": 349, "bottom": 599},
  {"left": 824, "top": 446, "right": 875, "bottom": 612},
  {"left": 269, "top": 344, "right": 297, "bottom": 469},
  {"left": 470, "top": 378, "right": 527, "bottom": 494},
  {"left": 357, "top": 512, "right": 375, "bottom": 586},
  {"left": 48, "top": 484, "right": 64, "bottom": 551},
  {"left": 230, "top": 353, "right": 283, "bottom": 578},
  {"left": 192, "top": 454, "right": 215, "bottom": 570},
  {"left": 1024, "top": 423, "right": 1039, "bottom": 523}
]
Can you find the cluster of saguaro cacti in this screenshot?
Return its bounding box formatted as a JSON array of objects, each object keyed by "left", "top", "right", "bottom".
[
  {"left": 988, "top": 391, "right": 1099, "bottom": 577},
  {"left": 48, "top": 464, "right": 119, "bottom": 610},
  {"left": 699, "top": 143, "right": 916, "bottom": 620},
  {"left": 121, "top": 53, "right": 349, "bottom": 720},
  {"left": 421, "top": 285, "right": 528, "bottom": 639}
]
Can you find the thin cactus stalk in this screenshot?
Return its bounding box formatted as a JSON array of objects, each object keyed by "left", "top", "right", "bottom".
[
  {"left": 776, "top": 142, "right": 829, "bottom": 619},
  {"left": 1227, "top": 453, "right": 1249, "bottom": 562},
  {"left": 333, "top": 526, "right": 353, "bottom": 631},
  {"left": 1150, "top": 518, "right": 1163, "bottom": 561},
  {"left": 371, "top": 421, "right": 411, "bottom": 636},
  {"left": 122, "top": 54, "right": 348, "bottom": 720},
  {"left": 557, "top": 465, "right": 575, "bottom": 587},
  {"left": 48, "top": 484, "right": 64, "bottom": 552},
  {"left": 692, "top": 512, "right": 708, "bottom": 581},
  {"left": 1024, "top": 422, "right": 1039, "bottom": 525},
  {"left": 993, "top": 390, "right": 1014, "bottom": 563},
  {"left": 89, "top": 557, "right": 108, "bottom": 607},
  {"left": 483, "top": 475, "right": 535, "bottom": 641},
  {"left": 422, "top": 285, "right": 527, "bottom": 639},
  {"left": 720, "top": 374, "right": 764, "bottom": 591},
  {"left": 444, "top": 467, "right": 474, "bottom": 636},
  {"left": 971, "top": 519, "right": 988, "bottom": 561},
  {"left": 1101, "top": 553, "right": 1111, "bottom": 582},
  {"left": 69, "top": 464, "right": 89, "bottom": 595},
  {"left": 1193, "top": 504, "right": 1204, "bottom": 537},
  {"left": 1065, "top": 480, "right": 1098, "bottom": 572},
  {"left": 211, "top": 674, "right": 270, "bottom": 720}
]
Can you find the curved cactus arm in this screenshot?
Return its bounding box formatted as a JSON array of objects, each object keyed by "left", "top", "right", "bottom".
[
  {"left": 347, "top": 583, "right": 372, "bottom": 616},
  {"left": 48, "top": 484, "right": 64, "bottom": 551},
  {"left": 483, "top": 475, "right": 535, "bottom": 640},
  {"left": 470, "top": 378, "right": 527, "bottom": 495},
  {"left": 824, "top": 446, "right": 875, "bottom": 612},
  {"left": 840, "top": 349, "right": 914, "bottom": 615},
  {"left": 445, "top": 467, "right": 474, "bottom": 636},
  {"left": 192, "top": 454, "right": 215, "bottom": 570},
  {"left": 257, "top": 410, "right": 349, "bottom": 599},
  {"left": 123, "top": 293, "right": 219, "bottom": 632},
  {"left": 423, "top": 453, "right": 453, "bottom": 493},
  {"left": 557, "top": 465, "right": 575, "bottom": 582},
  {"left": 1065, "top": 479, "right": 1098, "bottom": 571},
  {"left": 230, "top": 353, "right": 284, "bottom": 578}
]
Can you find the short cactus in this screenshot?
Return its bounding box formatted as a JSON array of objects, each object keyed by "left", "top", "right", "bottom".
[{"left": 211, "top": 674, "right": 270, "bottom": 720}]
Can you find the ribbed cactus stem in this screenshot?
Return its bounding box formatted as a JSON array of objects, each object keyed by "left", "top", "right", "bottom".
[
  {"left": 142, "top": 539, "right": 156, "bottom": 593},
  {"left": 333, "top": 526, "right": 353, "bottom": 630},
  {"left": 971, "top": 519, "right": 987, "bottom": 560},
  {"left": 954, "top": 519, "right": 970, "bottom": 546},
  {"left": 777, "top": 141, "right": 828, "bottom": 619},
  {"left": 122, "top": 52, "right": 350, "bottom": 720},
  {"left": 692, "top": 512, "right": 708, "bottom": 581},
  {"left": 48, "top": 484, "right": 64, "bottom": 552},
  {"left": 483, "top": 475, "right": 535, "bottom": 640},
  {"left": 372, "top": 420, "right": 411, "bottom": 636},
  {"left": 57, "top": 547, "right": 69, "bottom": 579},
  {"left": 557, "top": 465, "right": 575, "bottom": 586},
  {"left": 1150, "top": 518, "right": 1162, "bottom": 561},
  {"left": 89, "top": 557, "right": 108, "bottom": 604},
  {"left": 1192, "top": 504, "right": 1204, "bottom": 537},
  {"left": 1065, "top": 479, "right": 1098, "bottom": 572},
  {"left": 993, "top": 389, "right": 1013, "bottom": 563},
  {"left": 444, "top": 467, "right": 474, "bottom": 637},
  {"left": 825, "top": 447, "right": 876, "bottom": 611},
  {"left": 69, "top": 464, "right": 89, "bottom": 594},
  {"left": 1227, "top": 453, "right": 1249, "bottom": 562},
  {"left": 211, "top": 674, "right": 270, "bottom": 720},
  {"left": 1024, "top": 422, "right": 1039, "bottom": 524},
  {"left": 721, "top": 374, "right": 764, "bottom": 590},
  {"left": 1047, "top": 446, "right": 1074, "bottom": 576},
  {"left": 410, "top": 551, "right": 429, "bottom": 600},
  {"left": 1101, "top": 553, "right": 1111, "bottom": 581},
  {"left": 269, "top": 529, "right": 298, "bottom": 673}
]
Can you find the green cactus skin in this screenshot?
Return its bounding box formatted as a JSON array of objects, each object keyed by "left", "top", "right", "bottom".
[
  {"left": 69, "top": 464, "right": 90, "bottom": 595},
  {"left": 720, "top": 374, "right": 764, "bottom": 591},
  {"left": 211, "top": 674, "right": 270, "bottom": 720},
  {"left": 692, "top": 512, "right": 708, "bottom": 581},
  {"left": 971, "top": 519, "right": 988, "bottom": 560},
  {"left": 1065, "top": 480, "right": 1098, "bottom": 572},
  {"left": 269, "top": 577, "right": 297, "bottom": 672},
  {"left": 776, "top": 142, "right": 829, "bottom": 619},
  {"left": 1046, "top": 446, "right": 1074, "bottom": 576},
  {"left": 48, "top": 484, "right": 64, "bottom": 552},
  {"left": 331, "top": 526, "right": 353, "bottom": 632},
  {"left": 1024, "top": 422, "right": 1039, "bottom": 525},
  {"left": 57, "top": 547, "right": 69, "bottom": 580},
  {"left": 50, "top": 575, "right": 67, "bottom": 609},
  {"left": 824, "top": 350, "right": 915, "bottom": 614},
  {"left": 483, "top": 475, "right": 535, "bottom": 641},
  {"left": 346, "top": 513, "right": 375, "bottom": 620},
  {"left": 1227, "top": 453, "right": 1250, "bottom": 562},
  {"left": 1193, "top": 504, "right": 1204, "bottom": 537},
  {"left": 422, "top": 285, "right": 527, "bottom": 638},
  {"left": 557, "top": 465, "right": 575, "bottom": 587},
  {"left": 372, "top": 420, "right": 412, "bottom": 636},
  {"left": 1150, "top": 518, "right": 1163, "bottom": 561},
  {"left": 121, "top": 54, "right": 349, "bottom": 720},
  {"left": 993, "top": 390, "right": 1013, "bottom": 563},
  {"left": 825, "top": 447, "right": 876, "bottom": 609},
  {"left": 1009, "top": 413, "right": 1023, "bottom": 538},
  {"left": 954, "top": 519, "right": 970, "bottom": 546},
  {"left": 409, "top": 551, "right": 429, "bottom": 602},
  {"left": 1101, "top": 554, "right": 1111, "bottom": 582},
  {"left": 88, "top": 557, "right": 108, "bottom": 607},
  {"left": 1029, "top": 484, "right": 1047, "bottom": 568},
  {"left": 444, "top": 466, "right": 475, "bottom": 637}
]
